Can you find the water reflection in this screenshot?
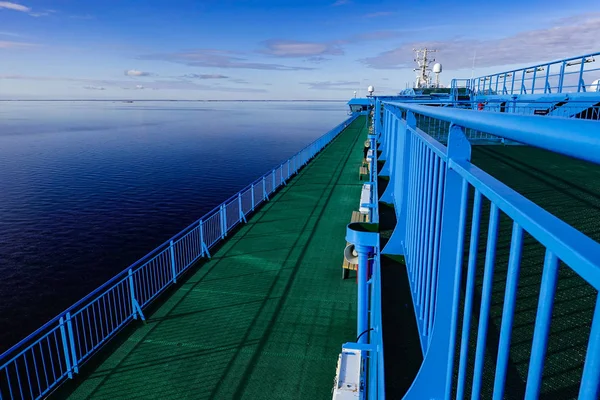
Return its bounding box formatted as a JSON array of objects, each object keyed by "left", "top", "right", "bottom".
[{"left": 0, "top": 100, "right": 347, "bottom": 350}]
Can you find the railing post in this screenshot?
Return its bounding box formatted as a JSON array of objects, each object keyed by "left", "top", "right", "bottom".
[
  {"left": 128, "top": 269, "right": 145, "bottom": 321},
  {"left": 579, "top": 295, "right": 600, "bottom": 400},
  {"left": 59, "top": 316, "right": 74, "bottom": 379},
  {"left": 199, "top": 220, "right": 210, "bottom": 258},
  {"left": 251, "top": 183, "right": 255, "bottom": 210},
  {"left": 403, "top": 124, "right": 471, "bottom": 400},
  {"left": 65, "top": 312, "right": 79, "bottom": 374},
  {"left": 199, "top": 220, "right": 204, "bottom": 257},
  {"left": 577, "top": 59, "right": 586, "bottom": 92},
  {"left": 238, "top": 193, "right": 247, "bottom": 223},
  {"left": 169, "top": 240, "right": 177, "bottom": 283},
  {"left": 382, "top": 109, "right": 414, "bottom": 254},
  {"left": 263, "top": 176, "right": 268, "bottom": 200},
  {"left": 287, "top": 160, "right": 290, "bottom": 180},
  {"left": 281, "top": 165, "right": 286, "bottom": 185},
  {"left": 220, "top": 204, "right": 226, "bottom": 239},
  {"left": 558, "top": 61, "right": 566, "bottom": 93},
  {"left": 272, "top": 169, "right": 276, "bottom": 190}
]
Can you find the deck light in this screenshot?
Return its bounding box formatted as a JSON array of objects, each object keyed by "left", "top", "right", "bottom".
[{"left": 566, "top": 57, "right": 595, "bottom": 67}]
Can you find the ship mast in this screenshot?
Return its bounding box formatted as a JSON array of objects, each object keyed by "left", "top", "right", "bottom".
[{"left": 413, "top": 48, "right": 437, "bottom": 89}]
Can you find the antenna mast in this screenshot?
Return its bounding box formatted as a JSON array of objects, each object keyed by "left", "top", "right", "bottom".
[{"left": 413, "top": 48, "right": 437, "bottom": 89}]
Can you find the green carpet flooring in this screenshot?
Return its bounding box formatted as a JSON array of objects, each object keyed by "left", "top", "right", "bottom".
[{"left": 63, "top": 116, "right": 367, "bottom": 400}]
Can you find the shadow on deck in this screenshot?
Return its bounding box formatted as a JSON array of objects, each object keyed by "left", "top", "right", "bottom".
[{"left": 57, "top": 117, "right": 368, "bottom": 400}]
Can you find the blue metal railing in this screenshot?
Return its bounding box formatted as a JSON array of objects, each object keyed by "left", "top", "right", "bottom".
[
  {"left": 362, "top": 101, "right": 600, "bottom": 399},
  {"left": 0, "top": 114, "right": 359, "bottom": 400},
  {"left": 474, "top": 99, "right": 600, "bottom": 120},
  {"left": 471, "top": 52, "right": 600, "bottom": 96}
]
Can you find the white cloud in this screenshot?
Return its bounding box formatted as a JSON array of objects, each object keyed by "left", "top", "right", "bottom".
[
  {"left": 361, "top": 13, "right": 600, "bottom": 70},
  {"left": 0, "top": 2, "right": 54, "bottom": 17},
  {"left": 301, "top": 80, "right": 360, "bottom": 90},
  {"left": 0, "top": 74, "right": 269, "bottom": 93},
  {"left": 332, "top": 0, "right": 350, "bottom": 6},
  {"left": 0, "top": 40, "right": 34, "bottom": 49},
  {"left": 0, "top": 31, "right": 21, "bottom": 37},
  {"left": 260, "top": 40, "right": 344, "bottom": 57},
  {"left": 139, "top": 49, "right": 315, "bottom": 71},
  {"left": 0, "top": 2, "right": 30, "bottom": 12},
  {"left": 125, "top": 69, "right": 152, "bottom": 77},
  {"left": 182, "top": 73, "right": 229, "bottom": 79},
  {"left": 365, "top": 11, "right": 395, "bottom": 18}
]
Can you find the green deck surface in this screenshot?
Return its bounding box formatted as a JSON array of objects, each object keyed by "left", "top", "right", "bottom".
[{"left": 64, "top": 117, "right": 367, "bottom": 400}]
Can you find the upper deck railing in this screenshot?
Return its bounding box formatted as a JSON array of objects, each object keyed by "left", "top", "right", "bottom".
[
  {"left": 352, "top": 100, "right": 600, "bottom": 399},
  {"left": 471, "top": 52, "right": 600, "bottom": 96},
  {"left": 0, "top": 114, "right": 360, "bottom": 400}
]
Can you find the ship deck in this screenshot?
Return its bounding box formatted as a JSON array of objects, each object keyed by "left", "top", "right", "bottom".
[
  {"left": 55, "top": 118, "right": 600, "bottom": 400},
  {"left": 60, "top": 117, "right": 367, "bottom": 399}
]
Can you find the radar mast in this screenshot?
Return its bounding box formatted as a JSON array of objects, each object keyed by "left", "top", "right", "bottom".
[{"left": 413, "top": 48, "right": 437, "bottom": 89}]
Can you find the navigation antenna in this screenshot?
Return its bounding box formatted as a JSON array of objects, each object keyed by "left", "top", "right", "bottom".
[{"left": 413, "top": 48, "right": 437, "bottom": 89}]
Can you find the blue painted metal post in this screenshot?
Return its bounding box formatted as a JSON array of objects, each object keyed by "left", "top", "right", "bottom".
[
  {"left": 558, "top": 61, "right": 566, "bottom": 92},
  {"left": 169, "top": 240, "right": 177, "bottom": 283},
  {"left": 510, "top": 73, "right": 516, "bottom": 94},
  {"left": 356, "top": 245, "right": 370, "bottom": 344},
  {"left": 59, "top": 316, "right": 74, "bottom": 379},
  {"left": 65, "top": 312, "right": 79, "bottom": 374},
  {"left": 220, "top": 205, "right": 226, "bottom": 239},
  {"left": 263, "top": 176, "right": 268, "bottom": 200},
  {"left": 493, "top": 223, "right": 524, "bottom": 399},
  {"left": 199, "top": 220, "right": 204, "bottom": 257},
  {"left": 287, "top": 160, "right": 290, "bottom": 181},
  {"left": 382, "top": 109, "right": 390, "bottom": 161},
  {"left": 272, "top": 169, "right": 276, "bottom": 190},
  {"left": 403, "top": 124, "right": 471, "bottom": 400},
  {"left": 472, "top": 205, "right": 501, "bottom": 399},
  {"left": 379, "top": 113, "right": 396, "bottom": 178},
  {"left": 199, "top": 220, "right": 210, "bottom": 259},
  {"left": 578, "top": 60, "right": 586, "bottom": 92},
  {"left": 382, "top": 110, "right": 414, "bottom": 254},
  {"left": 375, "top": 99, "right": 385, "bottom": 161},
  {"left": 293, "top": 155, "right": 296, "bottom": 174},
  {"left": 127, "top": 268, "right": 141, "bottom": 320},
  {"left": 251, "top": 184, "right": 255, "bottom": 211},
  {"left": 346, "top": 223, "right": 379, "bottom": 345},
  {"left": 524, "top": 250, "right": 559, "bottom": 400},
  {"left": 579, "top": 295, "right": 600, "bottom": 400},
  {"left": 238, "top": 193, "right": 246, "bottom": 223}
]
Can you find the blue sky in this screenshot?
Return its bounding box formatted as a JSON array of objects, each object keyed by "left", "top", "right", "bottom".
[{"left": 1, "top": 0, "right": 599, "bottom": 100}]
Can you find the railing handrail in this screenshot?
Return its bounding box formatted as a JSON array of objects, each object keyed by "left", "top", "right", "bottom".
[
  {"left": 0, "top": 114, "right": 357, "bottom": 365},
  {"left": 385, "top": 102, "right": 600, "bottom": 165},
  {"left": 470, "top": 51, "right": 600, "bottom": 95},
  {"left": 472, "top": 51, "right": 600, "bottom": 82}
]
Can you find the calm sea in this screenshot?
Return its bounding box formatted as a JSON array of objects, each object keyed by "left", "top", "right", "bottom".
[{"left": 0, "top": 100, "right": 348, "bottom": 351}]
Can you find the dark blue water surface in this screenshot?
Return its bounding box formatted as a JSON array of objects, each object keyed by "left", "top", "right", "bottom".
[{"left": 0, "top": 101, "right": 347, "bottom": 351}]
